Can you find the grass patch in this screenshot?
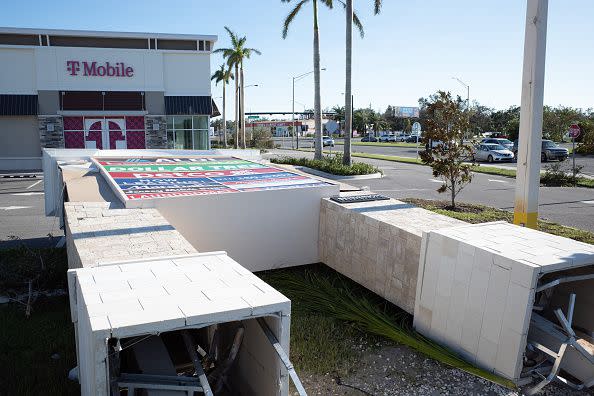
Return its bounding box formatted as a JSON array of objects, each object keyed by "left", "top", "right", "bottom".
[
  {"left": 0, "top": 296, "right": 78, "bottom": 395},
  {"left": 404, "top": 198, "right": 594, "bottom": 244},
  {"left": 295, "top": 150, "right": 594, "bottom": 188},
  {"left": 271, "top": 154, "right": 380, "bottom": 176},
  {"left": 0, "top": 247, "right": 68, "bottom": 294},
  {"left": 261, "top": 265, "right": 515, "bottom": 388}
]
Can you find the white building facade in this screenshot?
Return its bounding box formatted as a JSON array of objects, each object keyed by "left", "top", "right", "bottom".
[{"left": 0, "top": 27, "right": 218, "bottom": 170}]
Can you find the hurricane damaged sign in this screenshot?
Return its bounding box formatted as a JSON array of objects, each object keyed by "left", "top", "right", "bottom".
[{"left": 97, "top": 157, "right": 330, "bottom": 200}]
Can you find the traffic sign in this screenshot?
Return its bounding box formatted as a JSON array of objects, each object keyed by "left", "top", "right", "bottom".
[
  {"left": 248, "top": 115, "right": 260, "bottom": 120},
  {"left": 568, "top": 124, "right": 581, "bottom": 139},
  {"left": 412, "top": 122, "right": 421, "bottom": 134}
]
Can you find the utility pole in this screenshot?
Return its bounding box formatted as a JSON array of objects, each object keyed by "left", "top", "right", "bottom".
[{"left": 514, "top": 0, "right": 548, "bottom": 229}]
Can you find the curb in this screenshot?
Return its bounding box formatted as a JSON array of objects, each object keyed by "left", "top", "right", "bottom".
[{"left": 295, "top": 166, "right": 383, "bottom": 181}]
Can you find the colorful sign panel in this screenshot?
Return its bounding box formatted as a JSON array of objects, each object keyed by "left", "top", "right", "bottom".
[{"left": 98, "top": 157, "right": 330, "bottom": 200}]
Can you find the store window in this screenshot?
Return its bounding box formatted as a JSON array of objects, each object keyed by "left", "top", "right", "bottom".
[{"left": 166, "top": 115, "right": 209, "bottom": 150}]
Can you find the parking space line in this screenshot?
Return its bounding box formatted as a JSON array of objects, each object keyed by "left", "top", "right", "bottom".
[
  {"left": 429, "top": 179, "right": 443, "bottom": 183},
  {"left": 488, "top": 179, "right": 508, "bottom": 183},
  {"left": 26, "top": 180, "right": 43, "bottom": 189},
  {"left": 581, "top": 200, "right": 594, "bottom": 205}
]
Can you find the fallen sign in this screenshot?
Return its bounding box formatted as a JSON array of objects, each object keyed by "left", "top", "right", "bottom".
[
  {"left": 414, "top": 221, "right": 594, "bottom": 393},
  {"left": 67, "top": 252, "right": 298, "bottom": 395}
]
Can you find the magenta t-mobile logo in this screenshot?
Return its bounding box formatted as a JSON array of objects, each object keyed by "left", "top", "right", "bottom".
[
  {"left": 65, "top": 60, "right": 134, "bottom": 77},
  {"left": 66, "top": 60, "right": 81, "bottom": 76}
]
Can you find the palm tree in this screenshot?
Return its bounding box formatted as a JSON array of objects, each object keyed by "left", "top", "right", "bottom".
[
  {"left": 344, "top": 0, "right": 381, "bottom": 165},
  {"left": 282, "top": 0, "right": 363, "bottom": 160},
  {"left": 214, "top": 27, "right": 261, "bottom": 149},
  {"left": 211, "top": 64, "right": 234, "bottom": 148}
]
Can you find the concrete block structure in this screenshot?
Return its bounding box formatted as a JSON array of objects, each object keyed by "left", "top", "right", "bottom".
[
  {"left": 68, "top": 252, "right": 291, "bottom": 396},
  {"left": 319, "top": 194, "right": 464, "bottom": 314},
  {"left": 414, "top": 221, "right": 594, "bottom": 382},
  {"left": 64, "top": 202, "right": 197, "bottom": 269}
]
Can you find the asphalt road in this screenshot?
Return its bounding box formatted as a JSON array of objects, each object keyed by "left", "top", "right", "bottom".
[
  {"left": 273, "top": 137, "right": 594, "bottom": 177},
  {"left": 266, "top": 149, "right": 594, "bottom": 232},
  {"left": 0, "top": 176, "right": 63, "bottom": 248}
]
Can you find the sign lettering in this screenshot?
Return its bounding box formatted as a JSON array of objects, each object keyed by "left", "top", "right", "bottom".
[{"left": 66, "top": 61, "right": 134, "bottom": 77}]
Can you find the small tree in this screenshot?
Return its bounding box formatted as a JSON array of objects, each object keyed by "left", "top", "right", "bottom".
[{"left": 420, "top": 91, "right": 473, "bottom": 209}]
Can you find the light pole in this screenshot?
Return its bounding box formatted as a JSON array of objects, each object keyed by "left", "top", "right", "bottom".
[
  {"left": 292, "top": 68, "right": 325, "bottom": 149},
  {"left": 514, "top": 0, "right": 548, "bottom": 229},
  {"left": 452, "top": 77, "right": 470, "bottom": 140}
]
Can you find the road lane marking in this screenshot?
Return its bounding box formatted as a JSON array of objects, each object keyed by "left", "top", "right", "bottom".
[
  {"left": 26, "top": 180, "right": 42, "bottom": 189},
  {"left": 12, "top": 192, "right": 44, "bottom": 196},
  {"left": 429, "top": 179, "right": 443, "bottom": 183},
  {"left": 0, "top": 206, "right": 31, "bottom": 211},
  {"left": 488, "top": 179, "right": 508, "bottom": 183},
  {"left": 582, "top": 200, "right": 594, "bottom": 204}
]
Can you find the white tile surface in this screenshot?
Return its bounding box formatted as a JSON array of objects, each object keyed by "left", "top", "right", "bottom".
[{"left": 414, "top": 221, "right": 594, "bottom": 383}]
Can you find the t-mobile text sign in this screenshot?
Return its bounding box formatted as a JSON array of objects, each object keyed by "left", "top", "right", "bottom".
[{"left": 66, "top": 61, "right": 134, "bottom": 77}]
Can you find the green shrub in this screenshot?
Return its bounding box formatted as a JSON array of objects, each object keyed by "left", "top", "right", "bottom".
[
  {"left": 271, "top": 154, "right": 380, "bottom": 176},
  {"left": 540, "top": 162, "right": 582, "bottom": 187},
  {"left": 248, "top": 127, "right": 274, "bottom": 150}
]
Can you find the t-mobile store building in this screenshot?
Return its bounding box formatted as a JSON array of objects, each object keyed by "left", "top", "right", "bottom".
[{"left": 0, "top": 27, "right": 218, "bottom": 170}]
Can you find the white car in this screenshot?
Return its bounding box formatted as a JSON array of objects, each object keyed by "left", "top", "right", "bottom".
[{"left": 473, "top": 143, "right": 514, "bottom": 163}]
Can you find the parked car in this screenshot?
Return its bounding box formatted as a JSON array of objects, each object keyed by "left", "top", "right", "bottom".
[
  {"left": 361, "top": 135, "right": 378, "bottom": 142},
  {"left": 405, "top": 134, "right": 421, "bottom": 143},
  {"left": 512, "top": 139, "right": 568, "bottom": 162},
  {"left": 322, "top": 136, "right": 335, "bottom": 147},
  {"left": 379, "top": 135, "right": 396, "bottom": 142},
  {"left": 473, "top": 143, "right": 514, "bottom": 162},
  {"left": 396, "top": 134, "right": 409, "bottom": 142},
  {"left": 481, "top": 138, "right": 514, "bottom": 152}
]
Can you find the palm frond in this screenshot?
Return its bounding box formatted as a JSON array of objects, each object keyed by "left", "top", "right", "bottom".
[
  {"left": 353, "top": 11, "right": 364, "bottom": 38},
  {"left": 262, "top": 268, "right": 517, "bottom": 389},
  {"left": 247, "top": 47, "right": 262, "bottom": 56},
  {"left": 283, "top": 0, "right": 309, "bottom": 39},
  {"left": 336, "top": 0, "right": 365, "bottom": 38},
  {"left": 224, "top": 26, "right": 239, "bottom": 48},
  {"left": 374, "top": 0, "right": 382, "bottom": 15},
  {"left": 321, "top": 0, "right": 334, "bottom": 9}
]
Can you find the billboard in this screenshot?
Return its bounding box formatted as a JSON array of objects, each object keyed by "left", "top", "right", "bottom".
[
  {"left": 97, "top": 157, "right": 331, "bottom": 200},
  {"left": 394, "top": 106, "right": 420, "bottom": 118}
]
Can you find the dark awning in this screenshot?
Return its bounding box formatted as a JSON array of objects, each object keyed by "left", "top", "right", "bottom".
[
  {"left": 0, "top": 94, "right": 38, "bottom": 116},
  {"left": 165, "top": 96, "right": 213, "bottom": 116},
  {"left": 211, "top": 99, "right": 221, "bottom": 117}
]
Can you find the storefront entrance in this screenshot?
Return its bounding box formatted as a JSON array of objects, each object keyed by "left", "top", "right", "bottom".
[
  {"left": 64, "top": 116, "right": 146, "bottom": 150},
  {"left": 84, "top": 118, "right": 125, "bottom": 149}
]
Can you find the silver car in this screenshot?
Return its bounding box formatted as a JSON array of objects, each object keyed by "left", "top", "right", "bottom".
[
  {"left": 473, "top": 143, "right": 514, "bottom": 163},
  {"left": 481, "top": 138, "right": 514, "bottom": 151}
]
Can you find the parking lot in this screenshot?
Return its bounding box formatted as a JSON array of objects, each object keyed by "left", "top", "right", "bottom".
[{"left": 0, "top": 175, "right": 63, "bottom": 249}]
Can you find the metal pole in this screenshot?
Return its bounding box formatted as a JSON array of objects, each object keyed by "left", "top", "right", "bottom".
[
  {"left": 293, "top": 77, "right": 298, "bottom": 149},
  {"left": 513, "top": 0, "right": 548, "bottom": 229},
  {"left": 467, "top": 85, "right": 470, "bottom": 140},
  {"left": 571, "top": 137, "right": 576, "bottom": 184}
]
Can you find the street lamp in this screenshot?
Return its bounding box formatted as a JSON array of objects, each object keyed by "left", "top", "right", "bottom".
[
  {"left": 241, "top": 84, "right": 259, "bottom": 141},
  {"left": 292, "top": 68, "right": 325, "bottom": 149},
  {"left": 452, "top": 76, "right": 470, "bottom": 140}
]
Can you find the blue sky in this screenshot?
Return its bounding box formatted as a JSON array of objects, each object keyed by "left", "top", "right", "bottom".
[{"left": 2, "top": 0, "right": 593, "bottom": 118}]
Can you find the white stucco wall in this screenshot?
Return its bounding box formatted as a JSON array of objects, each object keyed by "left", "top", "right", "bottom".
[
  {"left": 140, "top": 184, "right": 340, "bottom": 272},
  {"left": 0, "top": 46, "right": 211, "bottom": 95},
  {"left": 0, "top": 48, "right": 36, "bottom": 94}
]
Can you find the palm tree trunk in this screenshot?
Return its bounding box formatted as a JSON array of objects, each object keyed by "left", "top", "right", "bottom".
[
  {"left": 343, "top": 0, "right": 353, "bottom": 166},
  {"left": 313, "top": 0, "right": 323, "bottom": 160},
  {"left": 240, "top": 65, "right": 246, "bottom": 149},
  {"left": 222, "top": 82, "right": 227, "bottom": 148},
  {"left": 234, "top": 64, "right": 239, "bottom": 149}
]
